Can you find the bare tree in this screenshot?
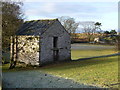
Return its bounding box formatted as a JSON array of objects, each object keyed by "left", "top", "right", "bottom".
[
  {"left": 58, "top": 16, "right": 79, "bottom": 33},
  {"left": 2, "top": 0, "right": 24, "bottom": 50},
  {"left": 1, "top": 0, "right": 24, "bottom": 69},
  {"left": 58, "top": 16, "right": 79, "bottom": 43},
  {"left": 79, "top": 21, "right": 96, "bottom": 42}
]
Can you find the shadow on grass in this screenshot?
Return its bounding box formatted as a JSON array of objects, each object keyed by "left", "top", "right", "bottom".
[
  {"left": 73, "top": 53, "right": 120, "bottom": 61},
  {"left": 41, "top": 53, "right": 119, "bottom": 70}
]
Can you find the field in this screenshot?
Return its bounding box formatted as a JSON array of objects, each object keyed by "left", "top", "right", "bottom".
[
  {"left": 71, "top": 44, "right": 117, "bottom": 59},
  {"left": 2, "top": 44, "right": 119, "bottom": 88}
]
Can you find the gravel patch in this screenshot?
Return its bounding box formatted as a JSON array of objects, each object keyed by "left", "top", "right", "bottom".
[{"left": 2, "top": 70, "right": 100, "bottom": 88}]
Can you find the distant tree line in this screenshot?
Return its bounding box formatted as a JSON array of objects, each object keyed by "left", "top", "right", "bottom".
[{"left": 104, "top": 30, "right": 117, "bottom": 35}]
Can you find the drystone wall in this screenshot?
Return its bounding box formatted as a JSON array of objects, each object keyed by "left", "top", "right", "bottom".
[{"left": 16, "top": 36, "right": 40, "bottom": 65}]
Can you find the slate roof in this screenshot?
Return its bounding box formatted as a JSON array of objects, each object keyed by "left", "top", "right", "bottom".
[{"left": 16, "top": 19, "right": 58, "bottom": 35}]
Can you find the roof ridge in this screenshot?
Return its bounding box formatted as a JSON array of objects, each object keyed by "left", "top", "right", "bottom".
[{"left": 25, "top": 19, "right": 58, "bottom": 22}]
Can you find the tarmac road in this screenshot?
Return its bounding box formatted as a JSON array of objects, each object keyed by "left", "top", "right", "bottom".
[{"left": 2, "top": 70, "right": 100, "bottom": 88}]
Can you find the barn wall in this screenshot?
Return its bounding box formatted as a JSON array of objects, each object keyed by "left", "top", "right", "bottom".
[
  {"left": 57, "top": 31, "right": 71, "bottom": 61},
  {"left": 40, "top": 21, "right": 71, "bottom": 64},
  {"left": 40, "top": 36, "right": 53, "bottom": 64},
  {"left": 17, "top": 36, "right": 40, "bottom": 66}
]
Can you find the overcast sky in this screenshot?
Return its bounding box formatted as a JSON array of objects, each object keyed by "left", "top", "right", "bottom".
[{"left": 22, "top": 0, "right": 119, "bottom": 32}]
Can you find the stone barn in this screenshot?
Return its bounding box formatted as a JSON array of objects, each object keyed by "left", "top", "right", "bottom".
[{"left": 10, "top": 19, "right": 71, "bottom": 66}]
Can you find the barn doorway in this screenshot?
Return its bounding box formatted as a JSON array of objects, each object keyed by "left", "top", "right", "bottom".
[
  {"left": 53, "top": 50, "right": 59, "bottom": 61},
  {"left": 53, "top": 37, "right": 59, "bottom": 61}
]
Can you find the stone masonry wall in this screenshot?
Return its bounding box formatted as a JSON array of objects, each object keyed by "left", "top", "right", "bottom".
[
  {"left": 17, "top": 36, "right": 40, "bottom": 66},
  {"left": 40, "top": 20, "right": 71, "bottom": 64}
]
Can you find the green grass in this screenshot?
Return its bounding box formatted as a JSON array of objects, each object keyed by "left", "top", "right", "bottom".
[
  {"left": 71, "top": 49, "right": 117, "bottom": 60},
  {"left": 39, "top": 56, "right": 118, "bottom": 88}
]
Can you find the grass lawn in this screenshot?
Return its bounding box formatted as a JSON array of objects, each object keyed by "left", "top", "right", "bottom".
[{"left": 71, "top": 49, "right": 117, "bottom": 60}]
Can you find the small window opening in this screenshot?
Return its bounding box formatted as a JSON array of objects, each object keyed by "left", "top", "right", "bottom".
[{"left": 53, "top": 37, "right": 58, "bottom": 48}]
